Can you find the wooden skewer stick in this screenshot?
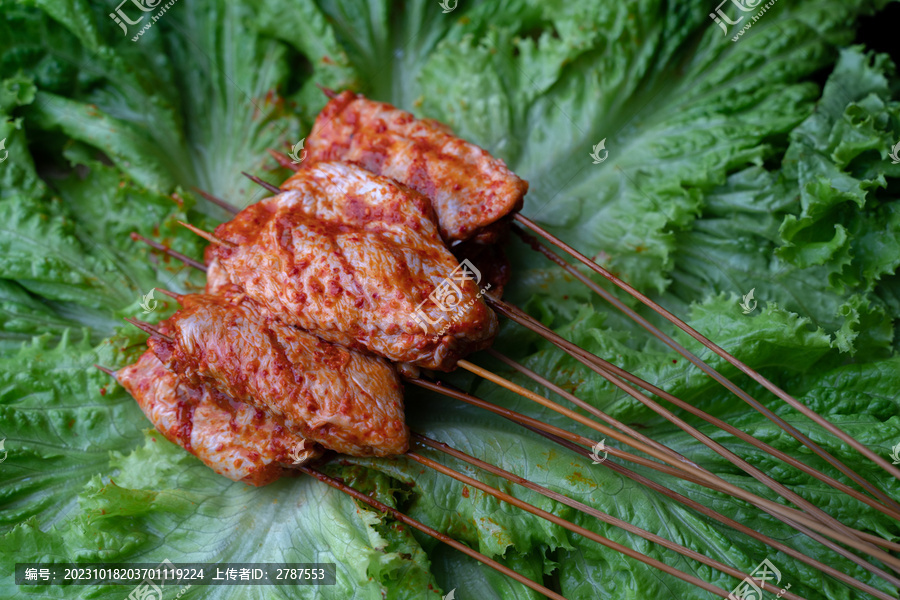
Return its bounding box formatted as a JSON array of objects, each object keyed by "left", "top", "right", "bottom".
[
  {"left": 528, "top": 426, "right": 899, "bottom": 600},
  {"left": 481, "top": 302, "right": 900, "bottom": 567},
  {"left": 268, "top": 149, "right": 302, "bottom": 172},
  {"left": 123, "top": 317, "right": 173, "bottom": 342},
  {"left": 410, "top": 375, "right": 900, "bottom": 580},
  {"left": 93, "top": 364, "right": 117, "bottom": 377},
  {"left": 130, "top": 232, "right": 208, "bottom": 271},
  {"left": 513, "top": 214, "right": 900, "bottom": 482},
  {"left": 514, "top": 226, "right": 900, "bottom": 515},
  {"left": 133, "top": 234, "right": 208, "bottom": 272},
  {"left": 412, "top": 376, "right": 900, "bottom": 586},
  {"left": 192, "top": 187, "right": 240, "bottom": 214},
  {"left": 407, "top": 450, "right": 779, "bottom": 600},
  {"left": 154, "top": 288, "right": 182, "bottom": 302},
  {"left": 176, "top": 221, "right": 236, "bottom": 248},
  {"left": 459, "top": 358, "right": 900, "bottom": 566},
  {"left": 241, "top": 171, "right": 281, "bottom": 194},
  {"left": 296, "top": 465, "right": 569, "bottom": 600},
  {"left": 491, "top": 342, "right": 900, "bottom": 521},
  {"left": 413, "top": 433, "right": 803, "bottom": 599},
  {"left": 315, "top": 83, "right": 338, "bottom": 98}
]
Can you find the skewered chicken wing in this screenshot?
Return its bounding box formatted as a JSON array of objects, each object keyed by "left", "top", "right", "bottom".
[
  {"left": 147, "top": 290, "right": 409, "bottom": 456},
  {"left": 205, "top": 162, "right": 498, "bottom": 370},
  {"left": 303, "top": 91, "right": 528, "bottom": 243},
  {"left": 117, "top": 350, "right": 322, "bottom": 486}
]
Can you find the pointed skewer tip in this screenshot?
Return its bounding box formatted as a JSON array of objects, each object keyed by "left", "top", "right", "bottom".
[
  {"left": 315, "top": 83, "right": 338, "bottom": 98},
  {"left": 267, "top": 149, "right": 302, "bottom": 172},
  {"left": 241, "top": 171, "right": 282, "bottom": 195},
  {"left": 176, "top": 221, "right": 236, "bottom": 248},
  {"left": 154, "top": 288, "right": 181, "bottom": 301},
  {"left": 124, "top": 317, "right": 174, "bottom": 342},
  {"left": 93, "top": 364, "right": 116, "bottom": 377}
]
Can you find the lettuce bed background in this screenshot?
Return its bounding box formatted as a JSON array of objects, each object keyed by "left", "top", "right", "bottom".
[{"left": 1, "top": 0, "right": 899, "bottom": 598}]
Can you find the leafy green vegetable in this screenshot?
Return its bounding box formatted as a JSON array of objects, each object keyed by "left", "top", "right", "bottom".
[{"left": 0, "top": 0, "right": 899, "bottom": 599}]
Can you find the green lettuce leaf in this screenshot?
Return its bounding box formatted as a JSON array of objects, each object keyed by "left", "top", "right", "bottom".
[{"left": 1, "top": 1, "right": 899, "bottom": 599}]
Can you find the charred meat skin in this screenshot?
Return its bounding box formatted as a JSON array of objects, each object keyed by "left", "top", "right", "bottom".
[
  {"left": 117, "top": 350, "right": 322, "bottom": 486},
  {"left": 304, "top": 91, "right": 528, "bottom": 243},
  {"left": 148, "top": 292, "right": 409, "bottom": 457},
  {"left": 206, "top": 162, "right": 498, "bottom": 370}
]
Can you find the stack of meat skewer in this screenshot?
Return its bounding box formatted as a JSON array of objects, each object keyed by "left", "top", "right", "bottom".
[{"left": 98, "top": 89, "right": 900, "bottom": 599}]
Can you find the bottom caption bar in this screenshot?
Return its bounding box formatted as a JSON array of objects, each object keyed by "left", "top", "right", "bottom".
[{"left": 15, "top": 561, "right": 336, "bottom": 586}]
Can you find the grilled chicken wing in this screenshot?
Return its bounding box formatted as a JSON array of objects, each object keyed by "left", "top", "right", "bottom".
[
  {"left": 205, "top": 161, "right": 498, "bottom": 370},
  {"left": 303, "top": 91, "right": 528, "bottom": 243},
  {"left": 147, "top": 291, "right": 409, "bottom": 456},
  {"left": 117, "top": 350, "right": 322, "bottom": 486}
]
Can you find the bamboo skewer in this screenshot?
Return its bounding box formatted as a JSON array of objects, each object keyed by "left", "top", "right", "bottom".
[
  {"left": 409, "top": 376, "right": 900, "bottom": 587},
  {"left": 241, "top": 171, "right": 281, "bottom": 194},
  {"left": 130, "top": 232, "right": 207, "bottom": 272},
  {"left": 484, "top": 297, "right": 900, "bottom": 535},
  {"left": 528, "top": 427, "right": 899, "bottom": 600},
  {"left": 413, "top": 433, "right": 804, "bottom": 599},
  {"left": 192, "top": 187, "right": 241, "bottom": 214},
  {"left": 490, "top": 341, "right": 900, "bottom": 522},
  {"left": 406, "top": 451, "right": 785, "bottom": 600},
  {"left": 484, "top": 353, "right": 900, "bottom": 543},
  {"left": 457, "top": 358, "right": 900, "bottom": 571},
  {"left": 133, "top": 235, "right": 207, "bottom": 272},
  {"left": 176, "top": 221, "right": 235, "bottom": 248},
  {"left": 514, "top": 214, "right": 900, "bottom": 483},
  {"left": 479, "top": 302, "right": 900, "bottom": 571},
  {"left": 123, "top": 317, "right": 173, "bottom": 342},
  {"left": 268, "top": 149, "right": 301, "bottom": 172},
  {"left": 515, "top": 226, "right": 900, "bottom": 515},
  {"left": 296, "top": 465, "right": 569, "bottom": 600}
]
